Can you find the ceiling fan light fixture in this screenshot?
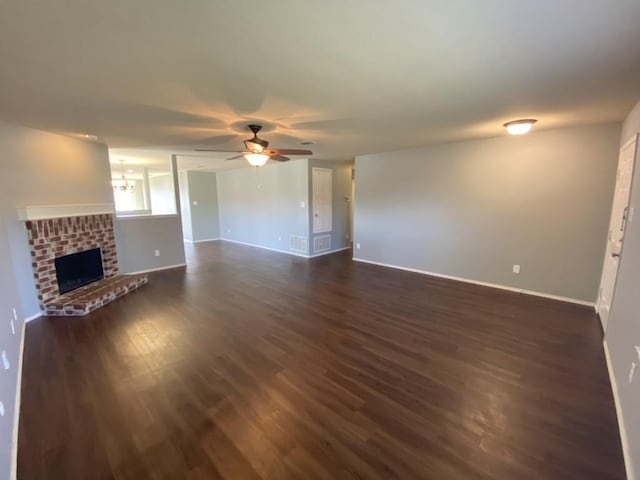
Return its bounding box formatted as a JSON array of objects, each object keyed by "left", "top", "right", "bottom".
[
  {"left": 244, "top": 153, "right": 269, "bottom": 167},
  {"left": 245, "top": 139, "right": 266, "bottom": 153},
  {"left": 503, "top": 119, "right": 537, "bottom": 135}
]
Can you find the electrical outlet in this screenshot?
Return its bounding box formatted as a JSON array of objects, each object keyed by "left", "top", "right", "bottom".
[
  {"left": 227, "top": 228, "right": 231, "bottom": 233},
  {"left": 513, "top": 264, "right": 520, "bottom": 274},
  {"left": 278, "top": 236, "right": 282, "bottom": 241},
  {"left": 192, "top": 200, "right": 198, "bottom": 206},
  {"left": 356, "top": 242, "right": 361, "bottom": 249},
  {"left": 1, "top": 350, "right": 9, "bottom": 370},
  {"left": 300, "top": 201, "right": 305, "bottom": 208},
  {"left": 154, "top": 250, "right": 160, "bottom": 257}
]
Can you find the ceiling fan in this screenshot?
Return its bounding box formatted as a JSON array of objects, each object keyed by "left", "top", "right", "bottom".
[{"left": 194, "top": 124, "right": 313, "bottom": 167}]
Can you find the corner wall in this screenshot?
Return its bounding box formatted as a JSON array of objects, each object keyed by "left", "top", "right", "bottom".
[
  {"left": 353, "top": 123, "right": 620, "bottom": 303},
  {"left": 0, "top": 120, "right": 113, "bottom": 318},
  {"left": 0, "top": 213, "right": 24, "bottom": 480},
  {"left": 115, "top": 155, "right": 186, "bottom": 273},
  {"left": 605, "top": 99, "right": 640, "bottom": 480},
  {"left": 179, "top": 171, "right": 220, "bottom": 242},
  {"left": 217, "top": 159, "right": 310, "bottom": 255}
]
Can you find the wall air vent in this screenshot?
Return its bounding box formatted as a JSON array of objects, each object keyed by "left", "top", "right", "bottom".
[
  {"left": 289, "top": 235, "right": 307, "bottom": 253},
  {"left": 313, "top": 234, "right": 331, "bottom": 253}
]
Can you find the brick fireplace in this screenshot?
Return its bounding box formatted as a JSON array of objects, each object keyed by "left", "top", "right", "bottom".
[
  {"left": 26, "top": 214, "right": 118, "bottom": 307},
  {"left": 24, "top": 212, "right": 147, "bottom": 315}
]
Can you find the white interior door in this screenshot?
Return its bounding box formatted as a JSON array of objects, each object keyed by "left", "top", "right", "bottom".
[
  {"left": 312, "top": 168, "right": 332, "bottom": 233},
  {"left": 598, "top": 134, "right": 638, "bottom": 330}
]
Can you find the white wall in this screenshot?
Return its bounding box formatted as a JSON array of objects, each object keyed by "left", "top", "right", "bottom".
[
  {"left": 180, "top": 171, "right": 220, "bottom": 242},
  {"left": 116, "top": 156, "right": 186, "bottom": 273},
  {"left": 0, "top": 208, "right": 25, "bottom": 480},
  {"left": 149, "top": 173, "right": 176, "bottom": 215},
  {"left": 354, "top": 123, "right": 621, "bottom": 303},
  {"left": 115, "top": 216, "right": 186, "bottom": 273},
  {"left": 605, "top": 99, "right": 640, "bottom": 480},
  {"left": 217, "top": 160, "right": 310, "bottom": 254},
  {"left": 178, "top": 171, "right": 193, "bottom": 242}
]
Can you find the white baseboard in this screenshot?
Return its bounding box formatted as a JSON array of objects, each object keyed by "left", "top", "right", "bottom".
[
  {"left": 604, "top": 340, "right": 635, "bottom": 480},
  {"left": 184, "top": 238, "right": 221, "bottom": 244},
  {"left": 221, "top": 238, "right": 351, "bottom": 259},
  {"left": 24, "top": 311, "right": 42, "bottom": 323},
  {"left": 308, "top": 246, "right": 351, "bottom": 258},
  {"left": 352, "top": 257, "right": 594, "bottom": 307},
  {"left": 220, "top": 238, "right": 310, "bottom": 258},
  {"left": 10, "top": 321, "right": 26, "bottom": 480},
  {"left": 124, "top": 263, "right": 186, "bottom": 275}
]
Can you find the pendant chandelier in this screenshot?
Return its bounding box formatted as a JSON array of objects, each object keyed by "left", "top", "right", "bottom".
[{"left": 112, "top": 160, "right": 135, "bottom": 192}]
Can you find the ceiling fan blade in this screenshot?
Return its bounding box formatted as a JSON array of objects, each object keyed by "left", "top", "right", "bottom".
[
  {"left": 194, "top": 148, "right": 244, "bottom": 153},
  {"left": 270, "top": 155, "right": 290, "bottom": 162},
  {"left": 244, "top": 138, "right": 269, "bottom": 151},
  {"left": 266, "top": 149, "right": 313, "bottom": 156},
  {"left": 226, "top": 154, "right": 246, "bottom": 160}
]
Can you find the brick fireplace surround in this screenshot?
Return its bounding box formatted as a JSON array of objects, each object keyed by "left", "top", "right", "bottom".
[{"left": 25, "top": 214, "right": 147, "bottom": 316}]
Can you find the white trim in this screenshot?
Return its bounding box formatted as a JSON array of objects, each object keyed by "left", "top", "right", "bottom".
[
  {"left": 17, "top": 203, "right": 115, "bottom": 221},
  {"left": 221, "top": 238, "right": 309, "bottom": 258},
  {"left": 24, "top": 311, "right": 42, "bottom": 323},
  {"left": 596, "top": 133, "right": 638, "bottom": 326},
  {"left": 184, "top": 238, "right": 221, "bottom": 244},
  {"left": 308, "top": 246, "right": 351, "bottom": 258},
  {"left": 352, "top": 257, "right": 594, "bottom": 307},
  {"left": 10, "top": 321, "right": 26, "bottom": 480},
  {"left": 604, "top": 340, "right": 635, "bottom": 480},
  {"left": 124, "top": 263, "right": 186, "bottom": 275},
  {"left": 115, "top": 214, "right": 178, "bottom": 221},
  {"left": 220, "top": 239, "right": 350, "bottom": 259}
]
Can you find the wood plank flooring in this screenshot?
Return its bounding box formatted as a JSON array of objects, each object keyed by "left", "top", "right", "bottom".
[{"left": 18, "top": 241, "right": 625, "bottom": 479}]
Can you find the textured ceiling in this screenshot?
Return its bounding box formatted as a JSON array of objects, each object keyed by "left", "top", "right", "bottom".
[{"left": 1, "top": 0, "right": 640, "bottom": 161}]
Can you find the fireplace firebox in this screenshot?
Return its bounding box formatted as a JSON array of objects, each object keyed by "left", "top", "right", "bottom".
[{"left": 55, "top": 248, "right": 105, "bottom": 295}]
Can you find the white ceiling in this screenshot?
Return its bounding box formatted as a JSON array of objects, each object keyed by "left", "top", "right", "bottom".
[
  {"left": 2, "top": 0, "right": 640, "bottom": 161},
  {"left": 109, "top": 148, "right": 253, "bottom": 176}
]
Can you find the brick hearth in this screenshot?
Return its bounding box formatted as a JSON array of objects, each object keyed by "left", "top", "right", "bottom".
[{"left": 45, "top": 274, "right": 148, "bottom": 316}]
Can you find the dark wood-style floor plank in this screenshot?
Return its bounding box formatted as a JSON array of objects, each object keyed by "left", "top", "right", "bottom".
[{"left": 18, "top": 241, "right": 625, "bottom": 479}]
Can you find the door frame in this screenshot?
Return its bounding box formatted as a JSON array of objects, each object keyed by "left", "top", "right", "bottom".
[
  {"left": 312, "top": 167, "right": 333, "bottom": 234},
  {"left": 596, "top": 134, "right": 638, "bottom": 328}
]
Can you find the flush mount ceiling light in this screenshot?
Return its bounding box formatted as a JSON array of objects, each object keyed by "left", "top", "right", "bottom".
[
  {"left": 244, "top": 153, "right": 270, "bottom": 167},
  {"left": 112, "top": 160, "right": 136, "bottom": 192},
  {"left": 503, "top": 119, "right": 537, "bottom": 135}
]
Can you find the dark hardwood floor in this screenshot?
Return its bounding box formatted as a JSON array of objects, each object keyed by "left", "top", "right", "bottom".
[{"left": 18, "top": 241, "right": 625, "bottom": 479}]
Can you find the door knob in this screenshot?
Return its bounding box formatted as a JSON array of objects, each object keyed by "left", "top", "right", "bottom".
[{"left": 612, "top": 252, "right": 620, "bottom": 258}]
